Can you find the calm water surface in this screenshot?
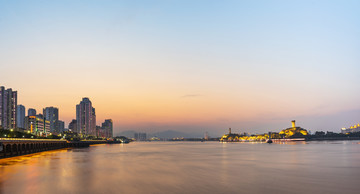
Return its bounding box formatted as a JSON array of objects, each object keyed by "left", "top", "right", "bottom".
[{"left": 0, "top": 141, "right": 360, "bottom": 194}]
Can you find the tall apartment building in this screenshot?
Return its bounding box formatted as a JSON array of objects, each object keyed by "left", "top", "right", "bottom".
[
  {"left": 91, "top": 108, "right": 96, "bottom": 136},
  {"left": 101, "top": 119, "right": 113, "bottom": 138},
  {"left": 0, "top": 86, "right": 17, "bottom": 130},
  {"left": 76, "top": 98, "right": 96, "bottom": 136},
  {"left": 16, "top": 104, "right": 25, "bottom": 129},
  {"left": 43, "top": 107, "right": 59, "bottom": 132}
]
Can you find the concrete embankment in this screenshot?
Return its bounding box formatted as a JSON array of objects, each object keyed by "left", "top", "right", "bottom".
[{"left": 0, "top": 139, "right": 120, "bottom": 159}]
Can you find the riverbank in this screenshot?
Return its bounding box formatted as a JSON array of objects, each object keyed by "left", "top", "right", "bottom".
[
  {"left": 306, "top": 137, "right": 360, "bottom": 141},
  {"left": 0, "top": 139, "right": 120, "bottom": 159}
]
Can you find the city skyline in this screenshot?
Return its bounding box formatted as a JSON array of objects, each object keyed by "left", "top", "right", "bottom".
[
  {"left": 1, "top": 1, "right": 360, "bottom": 136},
  {"left": 0, "top": 85, "right": 114, "bottom": 138}
]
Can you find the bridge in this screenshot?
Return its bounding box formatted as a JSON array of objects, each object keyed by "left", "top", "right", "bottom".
[{"left": 0, "top": 138, "right": 110, "bottom": 158}]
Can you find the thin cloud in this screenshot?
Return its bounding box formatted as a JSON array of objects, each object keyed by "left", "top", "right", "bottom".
[{"left": 181, "top": 94, "right": 203, "bottom": 98}]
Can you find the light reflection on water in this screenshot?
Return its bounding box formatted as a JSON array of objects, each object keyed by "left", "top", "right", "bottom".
[{"left": 0, "top": 141, "right": 360, "bottom": 194}]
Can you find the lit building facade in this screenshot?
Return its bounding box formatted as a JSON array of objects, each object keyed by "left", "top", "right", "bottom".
[
  {"left": 76, "top": 98, "right": 96, "bottom": 136},
  {"left": 16, "top": 104, "right": 26, "bottom": 129},
  {"left": 43, "top": 107, "right": 59, "bottom": 132},
  {"left": 341, "top": 124, "right": 360, "bottom": 134},
  {"left": 0, "top": 86, "right": 17, "bottom": 130},
  {"left": 24, "top": 115, "right": 51, "bottom": 136}
]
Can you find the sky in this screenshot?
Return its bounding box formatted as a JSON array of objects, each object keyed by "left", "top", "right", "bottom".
[{"left": 0, "top": 0, "right": 359, "bottom": 136}]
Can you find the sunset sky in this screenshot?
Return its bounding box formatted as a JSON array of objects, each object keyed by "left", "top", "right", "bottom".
[{"left": 1, "top": 0, "right": 359, "bottom": 136}]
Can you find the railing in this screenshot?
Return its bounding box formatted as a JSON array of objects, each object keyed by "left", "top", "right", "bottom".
[
  {"left": 0, "top": 138, "right": 66, "bottom": 142},
  {"left": 81, "top": 140, "right": 107, "bottom": 142}
]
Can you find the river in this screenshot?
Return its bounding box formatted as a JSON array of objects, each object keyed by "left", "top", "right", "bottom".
[{"left": 0, "top": 141, "right": 359, "bottom": 194}]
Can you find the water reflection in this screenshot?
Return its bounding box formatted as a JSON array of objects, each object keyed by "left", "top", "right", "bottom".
[{"left": 0, "top": 141, "right": 360, "bottom": 194}]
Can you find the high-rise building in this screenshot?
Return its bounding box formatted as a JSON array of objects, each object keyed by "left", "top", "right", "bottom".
[
  {"left": 76, "top": 98, "right": 96, "bottom": 136},
  {"left": 101, "top": 119, "right": 113, "bottom": 138},
  {"left": 68, "top": 119, "right": 77, "bottom": 133},
  {"left": 91, "top": 108, "right": 96, "bottom": 136},
  {"left": 0, "top": 86, "right": 17, "bottom": 130},
  {"left": 28, "top": 108, "right": 36, "bottom": 116},
  {"left": 43, "top": 107, "right": 59, "bottom": 132},
  {"left": 16, "top": 104, "right": 25, "bottom": 129}
]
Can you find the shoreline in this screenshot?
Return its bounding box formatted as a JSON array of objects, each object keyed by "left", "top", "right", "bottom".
[
  {"left": 306, "top": 137, "right": 360, "bottom": 141},
  {"left": 0, "top": 140, "right": 119, "bottom": 159},
  {"left": 2, "top": 138, "right": 359, "bottom": 159}
]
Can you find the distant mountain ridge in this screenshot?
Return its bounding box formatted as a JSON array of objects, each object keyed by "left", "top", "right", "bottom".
[{"left": 116, "top": 130, "right": 207, "bottom": 139}]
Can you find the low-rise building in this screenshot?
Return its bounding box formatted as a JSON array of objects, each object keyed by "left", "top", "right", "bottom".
[
  {"left": 24, "top": 115, "right": 50, "bottom": 136},
  {"left": 341, "top": 124, "right": 360, "bottom": 134}
]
